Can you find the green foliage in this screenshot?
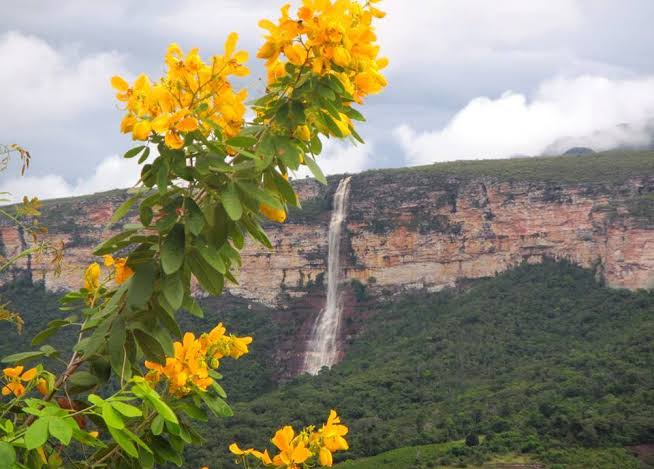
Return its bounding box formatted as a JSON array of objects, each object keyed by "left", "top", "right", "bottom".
[
  {"left": 3, "top": 261, "right": 653, "bottom": 467},
  {"left": 180, "top": 261, "right": 654, "bottom": 467}
]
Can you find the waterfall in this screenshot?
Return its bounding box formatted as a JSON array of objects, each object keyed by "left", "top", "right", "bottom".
[{"left": 302, "top": 176, "right": 352, "bottom": 375}]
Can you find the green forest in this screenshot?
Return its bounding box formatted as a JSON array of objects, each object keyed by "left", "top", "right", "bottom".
[{"left": 1, "top": 260, "right": 653, "bottom": 468}]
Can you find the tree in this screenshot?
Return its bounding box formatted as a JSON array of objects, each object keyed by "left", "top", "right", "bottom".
[{"left": 0, "top": 1, "right": 388, "bottom": 467}]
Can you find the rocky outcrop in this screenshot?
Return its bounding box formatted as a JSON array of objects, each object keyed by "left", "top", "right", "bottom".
[{"left": 2, "top": 154, "right": 654, "bottom": 305}]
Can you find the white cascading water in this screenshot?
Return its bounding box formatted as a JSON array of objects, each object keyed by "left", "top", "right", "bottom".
[{"left": 302, "top": 176, "right": 352, "bottom": 375}]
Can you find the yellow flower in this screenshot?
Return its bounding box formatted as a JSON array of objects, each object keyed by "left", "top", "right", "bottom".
[
  {"left": 145, "top": 324, "right": 251, "bottom": 398},
  {"left": 89, "top": 431, "right": 99, "bottom": 439},
  {"left": 260, "top": 204, "right": 287, "bottom": 223},
  {"left": 102, "top": 256, "right": 133, "bottom": 284},
  {"left": 84, "top": 262, "right": 101, "bottom": 291},
  {"left": 36, "top": 378, "right": 49, "bottom": 397},
  {"left": 112, "top": 39, "right": 249, "bottom": 150},
  {"left": 331, "top": 113, "right": 351, "bottom": 137},
  {"left": 283, "top": 43, "right": 307, "bottom": 66},
  {"left": 120, "top": 115, "right": 137, "bottom": 133},
  {"left": 319, "top": 447, "right": 333, "bottom": 467},
  {"left": 320, "top": 410, "right": 349, "bottom": 452},
  {"left": 258, "top": 0, "right": 388, "bottom": 106},
  {"left": 165, "top": 131, "right": 185, "bottom": 149},
  {"left": 132, "top": 120, "right": 152, "bottom": 141},
  {"left": 111, "top": 75, "right": 130, "bottom": 92},
  {"left": 152, "top": 114, "right": 172, "bottom": 134},
  {"left": 229, "top": 335, "right": 253, "bottom": 359},
  {"left": 272, "top": 426, "right": 312, "bottom": 466},
  {"left": 332, "top": 47, "right": 351, "bottom": 67},
  {"left": 2, "top": 366, "right": 38, "bottom": 397},
  {"left": 175, "top": 116, "right": 199, "bottom": 132},
  {"left": 229, "top": 443, "right": 273, "bottom": 465},
  {"left": 295, "top": 125, "right": 311, "bottom": 142},
  {"left": 114, "top": 258, "right": 134, "bottom": 284}
]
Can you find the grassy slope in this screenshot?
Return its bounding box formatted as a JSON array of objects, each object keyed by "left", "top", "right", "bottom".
[
  {"left": 363, "top": 149, "right": 654, "bottom": 184},
  {"left": 336, "top": 441, "right": 641, "bottom": 469}
]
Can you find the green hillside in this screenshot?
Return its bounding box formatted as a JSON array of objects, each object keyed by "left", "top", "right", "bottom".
[{"left": 2, "top": 261, "right": 653, "bottom": 468}]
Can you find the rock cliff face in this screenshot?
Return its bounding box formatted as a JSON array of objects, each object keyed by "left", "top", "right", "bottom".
[{"left": 2, "top": 152, "right": 654, "bottom": 307}]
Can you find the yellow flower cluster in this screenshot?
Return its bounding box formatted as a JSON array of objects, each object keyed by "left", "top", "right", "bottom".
[
  {"left": 83, "top": 256, "right": 133, "bottom": 292},
  {"left": 230, "top": 410, "right": 349, "bottom": 468},
  {"left": 111, "top": 33, "right": 249, "bottom": 149},
  {"left": 2, "top": 366, "right": 38, "bottom": 397},
  {"left": 258, "top": 0, "right": 388, "bottom": 103},
  {"left": 103, "top": 255, "right": 134, "bottom": 284},
  {"left": 145, "top": 324, "right": 252, "bottom": 397}
]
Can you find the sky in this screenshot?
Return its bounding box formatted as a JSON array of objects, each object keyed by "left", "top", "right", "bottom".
[{"left": 1, "top": 0, "right": 654, "bottom": 202}]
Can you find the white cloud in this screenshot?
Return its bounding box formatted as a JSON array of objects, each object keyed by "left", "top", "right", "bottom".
[
  {"left": 379, "top": 0, "right": 581, "bottom": 71},
  {"left": 396, "top": 75, "right": 654, "bottom": 165},
  {"left": 0, "top": 31, "right": 127, "bottom": 128},
  {"left": 154, "top": 0, "right": 273, "bottom": 46},
  {"left": 0, "top": 154, "right": 143, "bottom": 204}
]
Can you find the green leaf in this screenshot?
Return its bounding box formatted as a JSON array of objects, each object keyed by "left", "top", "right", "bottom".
[
  {"left": 124, "top": 146, "right": 146, "bottom": 159},
  {"left": 225, "top": 135, "right": 257, "bottom": 148},
  {"left": 157, "top": 301, "right": 182, "bottom": 338},
  {"left": 157, "top": 163, "right": 169, "bottom": 194},
  {"left": 175, "top": 402, "right": 208, "bottom": 422},
  {"left": 222, "top": 183, "right": 242, "bottom": 221},
  {"left": 108, "top": 426, "right": 138, "bottom": 458},
  {"left": 162, "top": 272, "right": 185, "bottom": 311},
  {"left": 111, "top": 401, "right": 142, "bottom": 418},
  {"left": 150, "top": 436, "right": 182, "bottom": 466},
  {"left": 102, "top": 403, "right": 125, "bottom": 429},
  {"left": 188, "top": 251, "right": 224, "bottom": 296},
  {"left": 200, "top": 393, "right": 233, "bottom": 417},
  {"left": 48, "top": 417, "right": 73, "bottom": 445},
  {"left": 182, "top": 296, "right": 204, "bottom": 318},
  {"left": 108, "top": 317, "right": 127, "bottom": 378},
  {"left": 150, "top": 397, "right": 178, "bottom": 424},
  {"left": 318, "top": 85, "right": 336, "bottom": 101},
  {"left": 127, "top": 261, "right": 157, "bottom": 308},
  {"left": 1, "top": 350, "right": 45, "bottom": 364},
  {"left": 138, "top": 146, "right": 151, "bottom": 164},
  {"left": 236, "top": 181, "right": 283, "bottom": 210},
  {"left": 349, "top": 125, "right": 365, "bottom": 144},
  {"left": 197, "top": 245, "right": 226, "bottom": 274},
  {"left": 67, "top": 371, "right": 99, "bottom": 393},
  {"left": 320, "top": 112, "right": 344, "bottom": 137},
  {"left": 140, "top": 205, "right": 154, "bottom": 226},
  {"left": 140, "top": 448, "right": 155, "bottom": 469},
  {"left": 24, "top": 417, "right": 49, "bottom": 450},
  {"left": 0, "top": 442, "right": 16, "bottom": 469},
  {"left": 309, "top": 136, "right": 322, "bottom": 155},
  {"left": 186, "top": 199, "right": 206, "bottom": 236},
  {"left": 90, "top": 356, "right": 112, "bottom": 384},
  {"left": 92, "top": 229, "right": 137, "bottom": 256},
  {"left": 305, "top": 155, "right": 327, "bottom": 184},
  {"left": 110, "top": 196, "right": 138, "bottom": 225},
  {"left": 132, "top": 329, "right": 166, "bottom": 364},
  {"left": 272, "top": 171, "right": 299, "bottom": 207},
  {"left": 161, "top": 224, "right": 185, "bottom": 275},
  {"left": 31, "top": 326, "right": 60, "bottom": 346},
  {"left": 88, "top": 394, "right": 105, "bottom": 406},
  {"left": 150, "top": 415, "right": 164, "bottom": 435},
  {"left": 343, "top": 106, "right": 366, "bottom": 122}
]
